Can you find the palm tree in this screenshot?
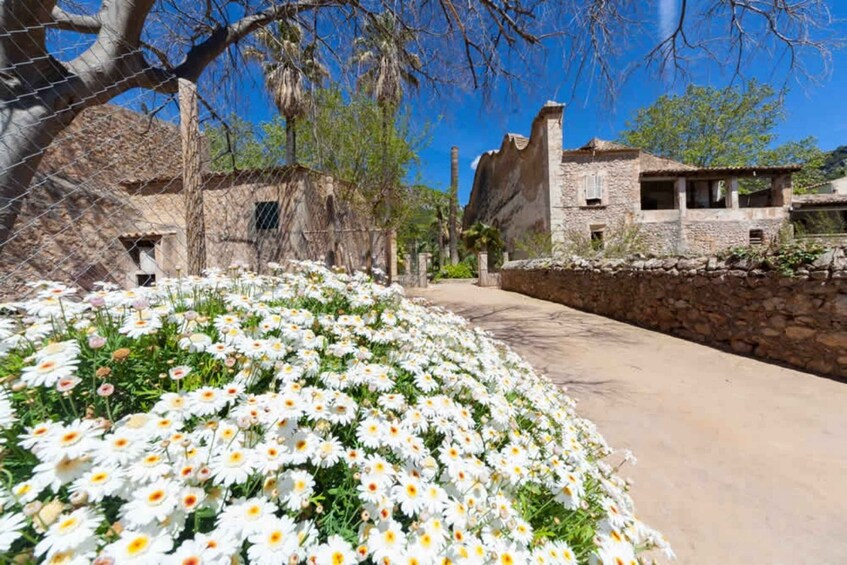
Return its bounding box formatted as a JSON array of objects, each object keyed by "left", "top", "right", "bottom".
[
  {"left": 246, "top": 22, "right": 326, "bottom": 165},
  {"left": 352, "top": 12, "right": 421, "bottom": 212},
  {"left": 352, "top": 12, "right": 421, "bottom": 279},
  {"left": 463, "top": 222, "right": 503, "bottom": 255}
]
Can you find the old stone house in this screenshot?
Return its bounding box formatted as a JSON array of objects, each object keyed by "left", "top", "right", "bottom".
[
  {"left": 465, "top": 102, "right": 800, "bottom": 257},
  {"left": 0, "top": 105, "right": 381, "bottom": 298}
]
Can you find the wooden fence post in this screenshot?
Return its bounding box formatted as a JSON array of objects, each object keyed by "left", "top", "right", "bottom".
[{"left": 179, "top": 78, "right": 206, "bottom": 276}]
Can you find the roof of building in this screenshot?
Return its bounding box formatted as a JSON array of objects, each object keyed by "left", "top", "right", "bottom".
[
  {"left": 505, "top": 134, "right": 530, "bottom": 150},
  {"left": 640, "top": 165, "right": 802, "bottom": 179},
  {"left": 579, "top": 138, "right": 637, "bottom": 151},
  {"left": 562, "top": 137, "right": 639, "bottom": 154},
  {"left": 792, "top": 193, "right": 847, "bottom": 208},
  {"left": 121, "top": 164, "right": 330, "bottom": 194}
]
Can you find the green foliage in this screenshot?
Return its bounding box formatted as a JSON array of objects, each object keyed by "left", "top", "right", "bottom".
[
  {"left": 793, "top": 211, "right": 847, "bottom": 235},
  {"left": 620, "top": 81, "right": 826, "bottom": 191},
  {"left": 515, "top": 230, "right": 555, "bottom": 259},
  {"left": 436, "top": 262, "right": 474, "bottom": 280},
  {"left": 621, "top": 81, "right": 782, "bottom": 168},
  {"left": 560, "top": 220, "right": 647, "bottom": 259},
  {"left": 206, "top": 116, "right": 281, "bottom": 171},
  {"left": 205, "top": 87, "right": 430, "bottom": 232},
  {"left": 721, "top": 238, "right": 825, "bottom": 276},
  {"left": 463, "top": 222, "right": 503, "bottom": 254},
  {"left": 396, "top": 185, "right": 450, "bottom": 268},
  {"left": 761, "top": 138, "right": 829, "bottom": 192}
]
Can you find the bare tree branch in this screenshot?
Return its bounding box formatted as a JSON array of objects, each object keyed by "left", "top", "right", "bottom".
[{"left": 47, "top": 6, "right": 101, "bottom": 34}]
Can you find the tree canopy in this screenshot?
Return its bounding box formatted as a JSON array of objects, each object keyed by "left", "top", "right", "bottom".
[
  {"left": 620, "top": 81, "right": 831, "bottom": 190},
  {"left": 207, "top": 87, "right": 427, "bottom": 226}
]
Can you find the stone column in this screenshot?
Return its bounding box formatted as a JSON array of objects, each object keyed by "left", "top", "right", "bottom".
[
  {"left": 674, "top": 177, "right": 687, "bottom": 214},
  {"left": 418, "top": 253, "right": 430, "bottom": 288},
  {"left": 674, "top": 177, "right": 688, "bottom": 254},
  {"left": 727, "top": 177, "right": 740, "bottom": 209},
  {"left": 502, "top": 251, "right": 510, "bottom": 264},
  {"left": 387, "top": 229, "right": 398, "bottom": 283},
  {"left": 402, "top": 253, "right": 411, "bottom": 275},
  {"left": 477, "top": 251, "right": 488, "bottom": 287},
  {"left": 772, "top": 174, "right": 792, "bottom": 207}
]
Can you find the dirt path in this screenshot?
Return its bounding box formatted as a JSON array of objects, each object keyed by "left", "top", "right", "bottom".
[{"left": 408, "top": 281, "right": 847, "bottom": 564}]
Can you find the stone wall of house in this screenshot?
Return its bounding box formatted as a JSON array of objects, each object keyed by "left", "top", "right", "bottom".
[
  {"left": 638, "top": 215, "right": 788, "bottom": 255},
  {"left": 0, "top": 105, "right": 191, "bottom": 299},
  {"left": 554, "top": 152, "right": 641, "bottom": 247},
  {"left": 127, "top": 167, "right": 383, "bottom": 277},
  {"left": 0, "top": 104, "right": 380, "bottom": 298},
  {"left": 463, "top": 104, "right": 564, "bottom": 255},
  {"left": 501, "top": 252, "right": 847, "bottom": 379}
]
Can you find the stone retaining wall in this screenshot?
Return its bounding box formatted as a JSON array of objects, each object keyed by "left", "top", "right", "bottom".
[{"left": 501, "top": 251, "right": 847, "bottom": 379}]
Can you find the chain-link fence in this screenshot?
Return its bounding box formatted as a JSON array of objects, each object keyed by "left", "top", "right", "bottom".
[{"left": 0, "top": 9, "right": 386, "bottom": 301}]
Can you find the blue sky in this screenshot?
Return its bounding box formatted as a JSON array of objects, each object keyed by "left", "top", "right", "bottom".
[
  {"left": 52, "top": 2, "right": 847, "bottom": 205},
  {"left": 410, "top": 3, "right": 847, "bottom": 205}
]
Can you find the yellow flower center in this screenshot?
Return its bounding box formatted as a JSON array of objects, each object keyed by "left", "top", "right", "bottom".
[
  {"left": 127, "top": 536, "right": 149, "bottom": 555},
  {"left": 57, "top": 517, "right": 78, "bottom": 533}
]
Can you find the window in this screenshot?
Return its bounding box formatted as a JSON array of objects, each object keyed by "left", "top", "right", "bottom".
[
  {"left": 584, "top": 174, "right": 604, "bottom": 205},
  {"left": 128, "top": 240, "right": 156, "bottom": 271},
  {"left": 137, "top": 274, "right": 156, "bottom": 287},
  {"left": 749, "top": 229, "right": 764, "bottom": 246},
  {"left": 590, "top": 225, "right": 605, "bottom": 249},
  {"left": 254, "top": 201, "right": 280, "bottom": 231}
]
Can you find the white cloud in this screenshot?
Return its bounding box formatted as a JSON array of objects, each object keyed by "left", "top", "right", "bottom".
[
  {"left": 470, "top": 155, "right": 482, "bottom": 171},
  {"left": 659, "top": 0, "right": 677, "bottom": 41}
]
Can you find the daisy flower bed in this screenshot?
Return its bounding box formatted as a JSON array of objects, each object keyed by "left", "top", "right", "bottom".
[{"left": 0, "top": 262, "right": 669, "bottom": 564}]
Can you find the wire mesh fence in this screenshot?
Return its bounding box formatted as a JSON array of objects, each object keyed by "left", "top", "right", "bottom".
[{"left": 0, "top": 15, "right": 387, "bottom": 301}]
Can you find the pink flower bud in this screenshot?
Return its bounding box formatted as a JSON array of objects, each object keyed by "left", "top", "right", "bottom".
[
  {"left": 97, "top": 383, "right": 115, "bottom": 397},
  {"left": 88, "top": 335, "right": 107, "bottom": 349},
  {"left": 184, "top": 310, "right": 198, "bottom": 321},
  {"left": 88, "top": 296, "right": 106, "bottom": 308},
  {"left": 132, "top": 298, "right": 150, "bottom": 310}
]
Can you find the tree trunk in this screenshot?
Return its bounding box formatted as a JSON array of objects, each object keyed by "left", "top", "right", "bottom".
[
  {"left": 449, "top": 146, "right": 459, "bottom": 265},
  {"left": 179, "top": 79, "right": 206, "bottom": 276},
  {"left": 381, "top": 105, "right": 392, "bottom": 282},
  {"left": 0, "top": 101, "right": 79, "bottom": 250},
  {"left": 286, "top": 116, "right": 296, "bottom": 165},
  {"left": 436, "top": 207, "right": 446, "bottom": 268}
]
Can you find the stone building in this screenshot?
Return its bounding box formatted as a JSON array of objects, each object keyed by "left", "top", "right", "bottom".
[
  {"left": 465, "top": 102, "right": 800, "bottom": 257},
  {"left": 0, "top": 105, "right": 381, "bottom": 298}
]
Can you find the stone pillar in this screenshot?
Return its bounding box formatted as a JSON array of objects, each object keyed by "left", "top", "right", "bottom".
[
  {"left": 418, "top": 253, "right": 429, "bottom": 288},
  {"left": 727, "top": 177, "right": 740, "bottom": 209},
  {"left": 674, "top": 177, "right": 687, "bottom": 214},
  {"left": 477, "top": 251, "right": 488, "bottom": 287},
  {"left": 402, "top": 253, "right": 411, "bottom": 275},
  {"left": 772, "top": 174, "right": 792, "bottom": 207},
  {"left": 387, "top": 229, "right": 398, "bottom": 282},
  {"left": 502, "top": 251, "right": 510, "bottom": 264},
  {"left": 674, "top": 177, "right": 688, "bottom": 254}
]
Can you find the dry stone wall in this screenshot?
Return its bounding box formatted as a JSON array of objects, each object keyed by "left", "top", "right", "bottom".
[{"left": 501, "top": 251, "right": 847, "bottom": 379}]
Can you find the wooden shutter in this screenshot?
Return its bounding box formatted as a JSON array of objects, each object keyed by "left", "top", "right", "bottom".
[{"left": 585, "top": 174, "right": 602, "bottom": 201}]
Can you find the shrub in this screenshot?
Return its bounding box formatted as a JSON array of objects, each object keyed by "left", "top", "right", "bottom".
[
  {"left": 515, "top": 230, "right": 556, "bottom": 259},
  {"left": 560, "top": 220, "right": 647, "bottom": 259},
  {"left": 436, "top": 262, "right": 474, "bottom": 279},
  {"left": 0, "top": 262, "right": 669, "bottom": 563},
  {"left": 721, "top": 237, "right": 825, "bottom": 276}
]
